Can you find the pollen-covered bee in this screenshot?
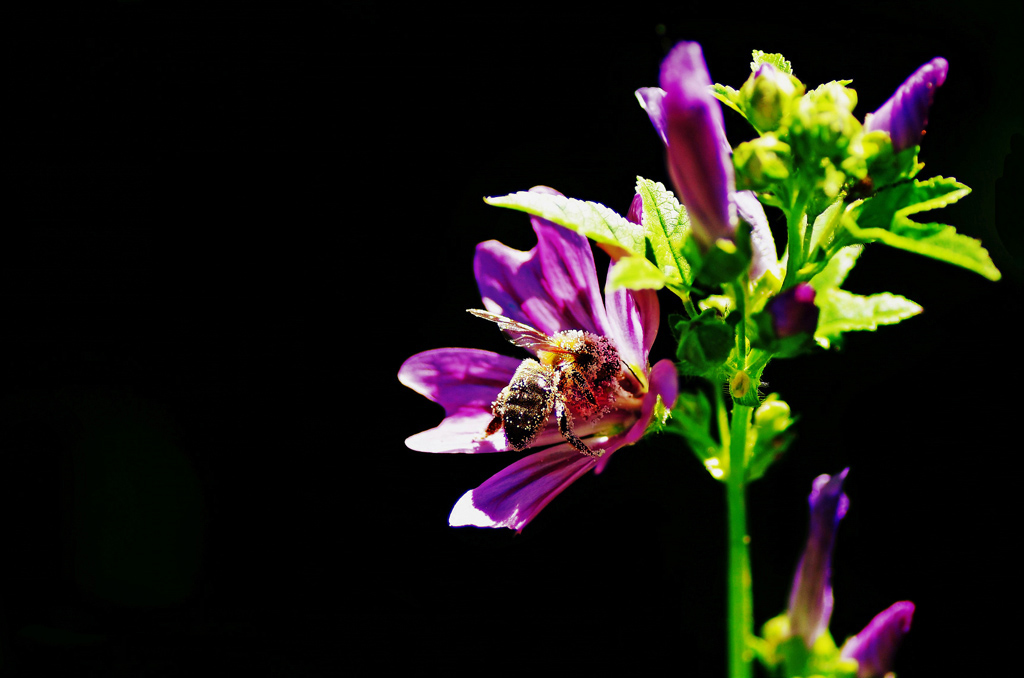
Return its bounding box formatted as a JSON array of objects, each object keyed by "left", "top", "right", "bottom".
[{"left": 469, "top": 309, "right": 639, "bottom": 457}]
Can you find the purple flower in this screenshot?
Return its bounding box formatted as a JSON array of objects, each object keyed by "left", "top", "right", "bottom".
[
  {"left": 626, "top": 192, "right": 644, "bottom": 225},
  {"left": 865, "top": 57, "right": 949, "bottom": 152},
  {"left": 636, "top": 41, "right": 779, "bottom": 282},
  {"left": 841, "top": 601, "right": 915, "bottom": 678},
  {"left": 788, "top": 468, "right": 850, "bottom": 647},
  {"left": 767, "top": 283, "right": 819, "bottom": 337},
  {"left": 398, "top": 187, "right": 678, "bottom": 531}
]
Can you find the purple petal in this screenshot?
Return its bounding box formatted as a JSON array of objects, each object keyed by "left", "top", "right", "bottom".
[
  {"left": 448, "top": 359, "right": 679, "bottom": 529},
  {"left": 865, "top": 57, "right": 948, "bottom": 152},
  {"left": 626, "top": 193, "right": 644, "bottom": 225},
  {"left": 841, "top": 601, "right": 915, "bottom": 678},
  {"left": 636, "top": 87, "right": 669, "bottom": 146},
  {"left": 658, "top": 42, "right": 736, "bottom": 247},
  {"left": 449, "top": 446, "right": 599, "bottom": 531},
  {"left": 734, "top": 189, "right": 779, "bottom": 281},
  {"left": 399, "top": 348, "right": 520, "bottom": 453},
  {"left": 788, "top": 468, "right": 850, "bottom": 647},
  {"left": 767, "top": 283, "right": 819, "bottom": 337},
  {"left": 604, "top": 261, "right": 660, "bottom": 370},
  {"left": 398, "top": 348, "right": 519, "bottom": 412},
  {"left": 594, "top": 358, "right": 679, "bottom": 475},
  {"left": 474, "top": 188, "right": 610, "bottom": 338}
]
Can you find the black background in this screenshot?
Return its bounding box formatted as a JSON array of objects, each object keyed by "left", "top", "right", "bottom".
[{"left": 5, "top": 1, "right": 1021, "bottom": 675}]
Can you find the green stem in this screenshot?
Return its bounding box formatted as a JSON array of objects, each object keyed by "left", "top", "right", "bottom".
[
  {"left": 727, "top": 403, "right": 754, "bottom": 678},
  {"left": 781, "top": 193, "right": 809, "bottom": 291}
]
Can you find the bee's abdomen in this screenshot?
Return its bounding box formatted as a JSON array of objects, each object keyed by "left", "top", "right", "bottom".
[{"left": 501, "top": 368, "right": 554, "bottom": 449}]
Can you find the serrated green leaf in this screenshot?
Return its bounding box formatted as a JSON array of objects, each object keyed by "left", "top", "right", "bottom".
[
  {"left": 855, "top": 175, "right": 970, "bottom": 229},
  {"left": 808, "top": 244, "right": 863, "bottom": 291},
  {"left": 751, "top": 50, "right": 792, "bottom": 75},
  {"left": 635, "top": 177, "right": 693, "bottom": 287},
  {"left": 815, "top": 288, "right": 923, "bottom": 347},
  {"left": 843, "top": 176, "right": 1000, "bottom": 280},
  {"left": 484, "top": 191, "right": 646, "bottom": 258},
  {"left": 848, "top": 218, "right": 1001, "bottom": 281}
]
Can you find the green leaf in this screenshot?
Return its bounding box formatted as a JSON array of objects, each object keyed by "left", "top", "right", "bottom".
[
  {"left": 846, "top": 216, "right": 1001, "bottom": 281},
  {"left": 664, "top": 390, "right": 721, "bottom": 468},
  {"left": 814, "top": 289, "right": 923, "bottom": 348},
  {"left": 635, "top": 177, "right": 693, "bottom": 287},
  {"left": 606, "top": 255, "right": 670, "bottom": 290},
  {"left": 712, "top": 83, "right": 745, "bottom": 118},
  {"left": 484, "top": 190, "right": 647, "bottom": 258},
  {"left": 751, "top": 50, "right": 792, "bottom": 75},
  {"left": 844, "top": 176, "right": 1001, "bottom": 280},
  {"left": 854, "top": 175, "right": 969, "bottom": 228},
  {"left": 673, "top": 309, "right": 735, "bottom": 378},
  {"left": 806, "top": 196, "right": 845, "bottom": 256},
  {"left": 484, "top": 186, "right": 695, "bottom": 292},
  {"left": 808, "top": 244, "right": 863, "bottom": 292}
]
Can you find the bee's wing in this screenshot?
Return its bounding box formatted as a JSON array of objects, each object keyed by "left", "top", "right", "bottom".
[{"left": 467, "top": 309, "right": 564, "bottom": 353}]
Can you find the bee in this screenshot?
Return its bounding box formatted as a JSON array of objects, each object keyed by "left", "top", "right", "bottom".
[{"left": 469, "top": 309, "right": 638, "bottom": 457}]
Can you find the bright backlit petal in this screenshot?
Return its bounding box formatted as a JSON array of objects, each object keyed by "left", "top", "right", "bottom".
[{"left": 449, "top": 446, "right": 598, "bottom": 531}]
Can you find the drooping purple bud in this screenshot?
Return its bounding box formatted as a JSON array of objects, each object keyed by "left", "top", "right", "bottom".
[
  {"left": 767, "top": 283, "right": 819, "bottom": 337},
  {"left": 626, "top": 193, "right": 644, "bottom": 225},
  {"left": 865, "top": 57, "right": 948, "bottom": 152},
  {"left": 640, "top": 42, "right": 736, "bottom": 248},
  {"left": 788, "top": 468, "right": 850, "bottom": 647},
  {"left": 840, "top": 601, "right": 915, "bottom": 678}
]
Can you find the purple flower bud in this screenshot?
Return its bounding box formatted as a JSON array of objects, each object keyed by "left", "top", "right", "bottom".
[
  {"left": 767, "top": 283, "right": 819, "bottom": 337},
  {"left": 626, "top": 193, "right": 644, "bottom": 225},
  {"left": 865, "top": 57, "right": 948, "bottom": 152},
  {"left": 788, "top": 468, "right": 850, "bottom": 647},
  {"left": 641, "top": 41, "right": 736, "bottom": 248},
  {"left": 638, "top": 43, "right": 781, "bottom": 282},
  {"left": 840, "top": 601, "right": 915, "bottom": 678}
]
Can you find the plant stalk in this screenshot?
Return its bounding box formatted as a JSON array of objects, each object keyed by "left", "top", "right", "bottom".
[{"left": 727, "top": 403, "right": 754, "bottom": 678}]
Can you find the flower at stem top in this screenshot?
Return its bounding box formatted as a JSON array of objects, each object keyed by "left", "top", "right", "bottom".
[
  {"left": 636, "top": 41, "right": 779, "bottom": 282},
  {"left": 840, "top": 601, "right": 915, "bottom": 678},
  {"left": 865, "top": 57, "right": 949, "bottom": 152},
  {"left": 398, "top": 187, "right": 678, "bottom": 531},
  {"left": 788, "top": 468, "right": 849, "bottom": 647}
]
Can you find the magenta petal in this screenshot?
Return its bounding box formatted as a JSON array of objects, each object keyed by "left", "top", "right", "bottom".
[
  {"left": 474, "top": 193, "right": 609, "bottom": 338},
  {"left": 734, "top": 189, "right": 779, "bottom": 281},
  {"left": 398, "top": 348, "right": 518, "bottom": 412},
  {"left": 788, "top": 468, "right": 850, "bottom": 647},
  {"left": 659, "top": 42, "right": 736, "bottom": 247},
  {"left": 841, "top": 601, "right": 915, "bottom": 678},
  {"left": 636, "top": 86, "right": 669, "bottom": 146},
  {"left": 405, "top": 409, "right": 506, "bottom": 454},
  {"left": 399, "top": 348, "right": 520, "bottom": 454},
  {"left": 594, "top": 358, "right": 679, "bottom": 475},
  {"left": 604, "top": 262, "right": 659, "bottom": 369},
  {"left": 865, "top": 57, "right": 948, "bottom": 152},
  {"left": 449, "top": 446, "right": 598, "bottom": 531}
]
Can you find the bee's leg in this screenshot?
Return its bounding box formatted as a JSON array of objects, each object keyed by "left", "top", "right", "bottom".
[
  {"left": 483, "top": 412, "right": 503, "bottom": 437},
  {"left": 483, "top": 390, "right": 507, "bottom": 438},
  {"left": 555, "top": 399, "right": 599, "bottom": 457},
  {"left": 568, "top": 370, "right": 598, "bottom": 406}
]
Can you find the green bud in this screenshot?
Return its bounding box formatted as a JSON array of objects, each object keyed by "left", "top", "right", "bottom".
[
  {"left": 754, "top": 394, "right": 792, "bottom": 431},
  {"left": 740, "top": 62, "right": 805, "bottom": 132},
  {"left": 790, "top": 81, "right": 863, "bottom": 168},
  {"left": 734, "top": 134, "right": 792, "bottom": 189}
]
